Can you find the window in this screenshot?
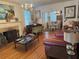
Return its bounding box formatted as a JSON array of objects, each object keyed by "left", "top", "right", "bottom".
[
  {"left": 50, "top": 11, "right": 57, "bottom": 22},
  {"left": 44, "top": 11, "right": 57, "bottom": 23},
  {"left": 24, "top": 10, "right": 31, "bottom": 25},
  {"left": 44, "top": 12, "right": 48, "bottom": 23}
]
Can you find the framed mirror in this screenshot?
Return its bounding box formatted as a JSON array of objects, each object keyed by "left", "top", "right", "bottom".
[{"left": 0, "top": 4, "right": 15, "bottom": 23}]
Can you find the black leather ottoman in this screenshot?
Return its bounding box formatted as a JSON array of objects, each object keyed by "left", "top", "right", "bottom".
[{"left": 14, "top": 33, "right": 38, "bottom": 50}]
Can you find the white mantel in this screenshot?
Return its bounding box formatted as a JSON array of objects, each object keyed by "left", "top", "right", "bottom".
[{"left": 0, "top": 22, "right": 20, "bottom": 33}]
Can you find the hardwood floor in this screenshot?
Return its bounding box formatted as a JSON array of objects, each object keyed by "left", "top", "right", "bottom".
[{"left": 0, "top": 34, "right": 47, "bottom": 59}]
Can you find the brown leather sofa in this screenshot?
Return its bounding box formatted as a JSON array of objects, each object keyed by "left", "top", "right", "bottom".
[
  {"left": 44, "top": 41, "right": 67, "bottom": 59},
  {"left": 44, "top": 33, "right": 77, "bottom": 59}
]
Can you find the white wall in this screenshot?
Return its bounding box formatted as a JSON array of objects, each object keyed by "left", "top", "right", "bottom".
[{"left": 36, "top": 0, "right": 79, "bottom": 24}]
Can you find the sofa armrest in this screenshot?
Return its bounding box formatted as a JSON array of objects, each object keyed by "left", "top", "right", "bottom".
[{"left": 44, "top": 41, "right": 66, "bottom": 47}]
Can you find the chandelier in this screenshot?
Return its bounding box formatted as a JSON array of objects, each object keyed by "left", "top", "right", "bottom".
[{"left": 21, "top": 3, "right": 33, "bottom": 10}]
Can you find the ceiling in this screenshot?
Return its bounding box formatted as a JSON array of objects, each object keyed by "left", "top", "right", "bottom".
[{"left": 3, "top": 0, "right": 72, "bottom": 7}]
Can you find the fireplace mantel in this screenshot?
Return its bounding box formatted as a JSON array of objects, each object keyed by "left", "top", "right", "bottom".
[{"left": 0, "top": 22, "right": 19, "bottom": 32}]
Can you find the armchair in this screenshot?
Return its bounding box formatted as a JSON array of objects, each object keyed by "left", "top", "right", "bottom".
[{"left": 25, "top": 24, "right": 43, "bottom": 35}]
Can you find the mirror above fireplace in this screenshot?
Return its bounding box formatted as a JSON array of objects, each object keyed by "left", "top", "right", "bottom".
[{"left": 0, "top": 4, "right": 15, "bottom": 23}]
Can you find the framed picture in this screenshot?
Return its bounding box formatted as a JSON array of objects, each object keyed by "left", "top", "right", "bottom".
[{"left": 64, "top": 5, "right": 76, "bottom": 18}]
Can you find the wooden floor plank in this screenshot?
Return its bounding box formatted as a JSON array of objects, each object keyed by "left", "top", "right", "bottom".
[{"left": 0, "top": 34, "right": 46, "bottom": 59}]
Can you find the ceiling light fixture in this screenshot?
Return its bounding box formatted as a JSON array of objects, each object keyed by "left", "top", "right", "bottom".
[{"left": 21, "top": 3, "right": 33, "bottom": 10}]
